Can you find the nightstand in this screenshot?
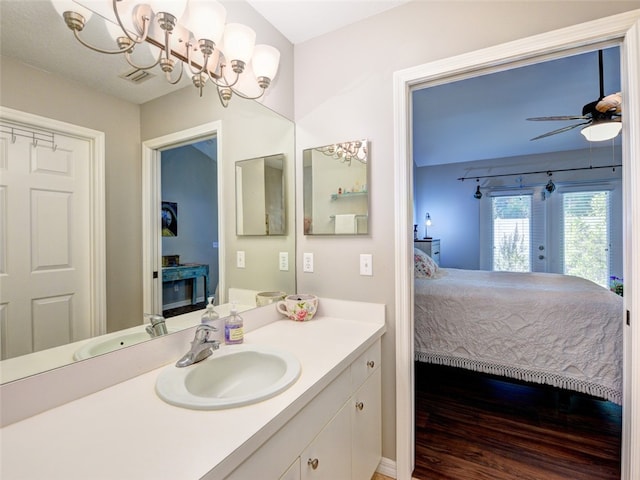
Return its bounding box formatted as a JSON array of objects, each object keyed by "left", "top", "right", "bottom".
[{"left": 414, "top": 239, "right": 440, "bottom": 265}]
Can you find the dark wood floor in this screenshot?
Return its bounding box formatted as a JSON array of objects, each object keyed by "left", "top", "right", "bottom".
[
  {"left": 163, "top": 301, "right": 206, "bottom": 318},
  {"left": 414, "top": 362, "right": 622, "bottom": 480}
]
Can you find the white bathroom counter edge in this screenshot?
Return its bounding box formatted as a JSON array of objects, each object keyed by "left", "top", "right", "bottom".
[{"left": 0, "top": 301, "right": 385, "bottom": 480}]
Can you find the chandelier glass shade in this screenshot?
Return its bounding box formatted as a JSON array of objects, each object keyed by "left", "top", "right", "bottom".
[{"left": 51, "top": 0, "right": 280, "bottom": 107}]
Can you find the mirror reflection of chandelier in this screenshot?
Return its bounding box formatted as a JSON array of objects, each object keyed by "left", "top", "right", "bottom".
[
  {"left": 315, "top": 140, "right": 368, "bottom": 165},
  {"left": 51, "top": 0, "right": 280, "bottom": 107}
]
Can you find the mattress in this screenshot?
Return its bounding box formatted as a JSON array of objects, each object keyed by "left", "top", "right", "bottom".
[{"left": 414, "top": 268, "right": 623, "bottom": 403}]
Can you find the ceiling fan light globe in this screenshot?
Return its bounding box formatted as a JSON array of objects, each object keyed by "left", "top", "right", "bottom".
[{"left": 580, "top": 121, "right": 622, "bottom": 142}]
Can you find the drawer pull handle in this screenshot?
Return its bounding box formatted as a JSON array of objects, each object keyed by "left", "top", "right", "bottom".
[
  {"left": 367, "top": 360, "right": 375, "bottom": 368},
  {"left": 308, "top": 458, "right": 319, "bottom": 470},
  {"left": 356, "top": 401, "right": 364, "bottom": 411}
]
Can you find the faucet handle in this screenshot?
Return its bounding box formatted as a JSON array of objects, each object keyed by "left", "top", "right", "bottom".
[{"left": 144, "top": 313, "right": 165, "bottom": 327}]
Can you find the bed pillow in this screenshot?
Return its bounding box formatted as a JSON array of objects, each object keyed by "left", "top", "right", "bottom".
[{"left": 414, "top": 247, "right": 439, "bottom": 278}]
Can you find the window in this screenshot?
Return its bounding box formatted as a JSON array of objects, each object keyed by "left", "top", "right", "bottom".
[
  {"left": 562, "top": 190, "right": 610, "bottom": 287},
  {"left": 492, "top": 194, "right": 531, "bottom": 272}
]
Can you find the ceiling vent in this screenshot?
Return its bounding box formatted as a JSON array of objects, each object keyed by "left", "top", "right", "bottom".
[{"left": 119, "top": 68, "right": 154, "bottom": 84}]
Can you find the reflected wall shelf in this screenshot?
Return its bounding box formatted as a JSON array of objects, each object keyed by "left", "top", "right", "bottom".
[{"left": 330, "top": 191, "right": 368, "bottom": 201}]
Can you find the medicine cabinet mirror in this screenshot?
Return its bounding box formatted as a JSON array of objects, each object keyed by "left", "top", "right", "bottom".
[
  {"left": 236, "top": 154, "right": 286, "bottom": 235},
  {"left": 303, "top": 139, "right": 369, "bottom": 235}
]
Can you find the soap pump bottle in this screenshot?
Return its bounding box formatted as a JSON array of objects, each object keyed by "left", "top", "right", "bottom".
[
  {"left": 201, "top": 296, "right": 222, "bottom": 343},
  {"left": 224, "top": 302, "right": 244, "bottom": 345},
  {"left": 201, "top": 296, "right": 219, "bottom": 325}
]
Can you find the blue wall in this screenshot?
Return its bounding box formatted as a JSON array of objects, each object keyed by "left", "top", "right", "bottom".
[
  {"left": 161, "top": 143, "right": 218, "bottom": 307},
  {"left": 414, "top": 147, "right": 622, "bottom": 273}
]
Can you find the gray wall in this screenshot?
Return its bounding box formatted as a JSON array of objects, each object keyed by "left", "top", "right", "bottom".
[
  {"left": 293, "top": 0, "right": 640, "bottom": 461},
  {"left": 0, "top": 55, "right": 143, "bottom": 333}
]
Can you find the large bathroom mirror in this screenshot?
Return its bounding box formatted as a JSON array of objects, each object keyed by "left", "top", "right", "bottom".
[
  {"left": 236, "top": 154, "right": 286, "bottom": 235},
  {"left": 0, "top": 1, "right": 295, "bottom": 383},
  {"left": 303, "top": 139, "right": 369, "bottom": 235}
]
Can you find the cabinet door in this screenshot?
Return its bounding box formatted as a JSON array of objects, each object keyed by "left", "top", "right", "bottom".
[
  {"left": 301, "top": 403, "right": 351, "bottom": 480},
  {"left": 280, "top": 458, "right": 301, "bottom": 480},
  {"left": 352, "top": 368, "right": 382, "bottom": 480}
]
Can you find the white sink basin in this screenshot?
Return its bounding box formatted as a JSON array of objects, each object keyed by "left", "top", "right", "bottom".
[
  {"left": 155, "top": 344, "right": 301, "bottom": 410},
  {"left": 73, "top": 330, "right": 176, "bottom": 360}
]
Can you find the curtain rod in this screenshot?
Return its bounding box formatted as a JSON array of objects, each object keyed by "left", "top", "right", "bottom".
[{"left": 457, "top": 164, "right": 622, "bottom": 181}]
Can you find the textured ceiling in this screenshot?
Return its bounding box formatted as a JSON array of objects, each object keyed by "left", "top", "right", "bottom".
[{"left": 0, "top": 1, "right": 623, "bottom": 167}]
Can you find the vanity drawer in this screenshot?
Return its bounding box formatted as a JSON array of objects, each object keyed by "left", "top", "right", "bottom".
[{"left": 350, "top": 339, "right": 380, "bottom": 390}]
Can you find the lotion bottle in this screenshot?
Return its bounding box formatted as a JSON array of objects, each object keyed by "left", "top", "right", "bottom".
[{"left": 225, "top": 303, "right": 244, "bottom": 345}]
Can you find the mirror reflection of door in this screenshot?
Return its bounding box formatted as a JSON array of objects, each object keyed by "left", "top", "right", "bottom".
[
  {"left": 160, "top": 137, "right": 219, "bottom": 317},
  {"left": 0, "top": 115, "right": 105, "bottom": 359}
]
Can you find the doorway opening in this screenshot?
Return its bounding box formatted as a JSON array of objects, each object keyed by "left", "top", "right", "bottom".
[
  {"left": 393, "top": 12, "right": 640, "bottom": 480},
  {"left": 142, "top": 121, "right": 225, "bottom": 317},
  {"left": 160, "top": 137, "right": 219, "bottom": 318}
]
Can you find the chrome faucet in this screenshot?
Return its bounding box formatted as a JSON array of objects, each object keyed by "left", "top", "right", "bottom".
[
  {"left": 176, "top": 324, "right": 220, "bottom": 368},
  {"left": 144, "top": 314, "right": 168, "bottom": 338}
]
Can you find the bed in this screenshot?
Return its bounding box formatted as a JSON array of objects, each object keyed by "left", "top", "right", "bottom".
[{"left": 413, "top": 249, "right": 623, "bottom": 404}]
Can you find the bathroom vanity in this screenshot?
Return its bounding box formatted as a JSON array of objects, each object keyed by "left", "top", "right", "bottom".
[{"left": 0, "top": 299, "right": 385, "bottom": 479}]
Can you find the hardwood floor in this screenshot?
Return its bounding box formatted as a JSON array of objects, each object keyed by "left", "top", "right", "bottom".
[
  {"left": 414, "top": 362, "right": 622, "bottom": 480},
  {"left": 163, "top": 301, "right": 206, "bottom": 318}
]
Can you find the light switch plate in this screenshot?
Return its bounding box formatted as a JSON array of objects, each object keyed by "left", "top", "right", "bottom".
[
  {"left": 303, "top": 253, "right": 314, "bottom": 273},
  {"left": 236, "top": 250, "right": 245, "bottom": 269},
  {"left": 360, "top": 253, "right": 373, "bottom": 276},
  {"left": 279, "top": 252, "right": 289, "bottom": 271}
]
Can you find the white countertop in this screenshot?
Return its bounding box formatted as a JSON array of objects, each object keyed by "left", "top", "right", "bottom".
[
  {"left": 0, "top": 303, "right": 254, "bottom": 384},
  {"left": 0, "top": 303, "right": 385, "bottom": 480}
]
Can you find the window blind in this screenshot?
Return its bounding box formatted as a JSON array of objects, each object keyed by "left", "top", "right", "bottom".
[{"left": 562, "top": 190, "right": 610, "bottom": 287}]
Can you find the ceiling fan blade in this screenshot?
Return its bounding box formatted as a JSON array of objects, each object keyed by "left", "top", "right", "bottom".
[
  {"left": 530, "top": 121, "right": 591, "bottom": 140},
  {"left": 527, "top": 115, "right": 589, "bottom": 121}
]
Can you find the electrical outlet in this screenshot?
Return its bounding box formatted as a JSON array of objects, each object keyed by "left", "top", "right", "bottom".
[
  {"left": 279, "top": 252, "right": 289, "bottom": 271},
  {"left": 303, "top": 252, "right": 314, "bottom": 273},
  {"left": 360, "top": 253, "right": 373, "bottom": 276},
  {"left": 174, "top": 284, "right": 180, "bottom": 292},
  {"left": 236, "top": 250, "right": 245, "bottom": 269}
]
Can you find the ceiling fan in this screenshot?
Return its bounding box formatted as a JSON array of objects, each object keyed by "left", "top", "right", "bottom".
[{"left": 527, "top": 50, "right": 622, "bottom": 141}]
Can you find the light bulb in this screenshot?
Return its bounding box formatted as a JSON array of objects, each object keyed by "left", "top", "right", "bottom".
[
  {"left": 182, "top": 0, "right": 226, "bottom": 44},
  {"left": 147, "top": 0, "right": 187, "bottom": 20},
  {"left": 223, "top": 23, "right": 256, "bottom": 64},
  {"left": 252, "top": 44, "right": 280, "bottom": 80}
]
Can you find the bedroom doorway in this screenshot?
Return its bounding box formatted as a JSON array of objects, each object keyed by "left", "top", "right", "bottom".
[{"left": 393, "top": 11, "right": 640, "bottom": 480}]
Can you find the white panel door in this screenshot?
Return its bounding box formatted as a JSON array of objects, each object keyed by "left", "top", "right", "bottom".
[{"left": 0, "top": 128, "right": 92, "bottom": 359}]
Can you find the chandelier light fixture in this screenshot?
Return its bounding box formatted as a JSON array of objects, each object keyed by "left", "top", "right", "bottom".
[
  {"left": 315, "top": 140, "right": 368, "bottom": 165},
  {"left": 51, "top": 0, "right": 281, "bottom": 107}
]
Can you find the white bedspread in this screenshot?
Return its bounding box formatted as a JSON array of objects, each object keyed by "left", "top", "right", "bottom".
[{"left": 414, "top": 268, "right": 623, "bottom": 403}]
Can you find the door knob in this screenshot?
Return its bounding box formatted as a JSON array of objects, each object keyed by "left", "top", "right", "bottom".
[{"left": 308, "top": 458, "right": 319, "bottom": 470}]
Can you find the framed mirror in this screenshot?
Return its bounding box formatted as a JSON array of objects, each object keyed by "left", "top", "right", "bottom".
[
  {"left": 0, "top": 1, "right": 295, "bottom": 384},
  {"left": 303, "top": 139, "right": 369, "bottom": 235},
  {"left": 236, "top": 154, "right": 286, "bottom": 235}
]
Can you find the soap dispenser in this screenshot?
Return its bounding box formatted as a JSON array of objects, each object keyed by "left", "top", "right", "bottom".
[
  {"left": 201, "top": 296, "right": 222, "bottom": 342},
  {"left": 201, "top": 296, "right": 219, "bottom": 325},
  {"left": 224, "top": 302, "right": 244, "bottom": 345}
]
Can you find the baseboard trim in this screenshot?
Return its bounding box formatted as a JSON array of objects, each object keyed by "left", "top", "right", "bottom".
[{"left": 377, "top": 457, "right": 397, "bottom": 478}]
